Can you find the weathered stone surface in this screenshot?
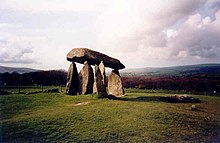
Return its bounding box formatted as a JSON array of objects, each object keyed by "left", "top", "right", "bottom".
[
  {"left": 108, "top": 70, "right": 124, "bottom": 96},
  {"left": 93, "top": 79, "right": 97, "bottom": 93},
  {"left": 93, "top": 69, "right": 97, "bottom": 93},
  {"left": 99, "top": 61, "right": 107, "bottom": 87},
  {"left": 94, "top": 64, "right": 108, "bottom": 98},
  {"left": 78, "top": 61, "right": 94, "bottom": 95},
  {"left": 66, "top": 62, "right": 79, "bottom": 95},
  {"left": 93, "top": 61, "right": 106, "bottom": 93},
  {"left": 67, "top": 48, "right": 125, "bottom": 70}
]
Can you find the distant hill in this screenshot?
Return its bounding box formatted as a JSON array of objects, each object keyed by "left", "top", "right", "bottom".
[
  {"left": 1, "top": 63, "right": 220, "bottom": 77},
  {"left": 0, "top": 66, "right": 39, "bottom": 74},
  {"left": 121, "top": 63, "right": 220, "bottom": 77}
]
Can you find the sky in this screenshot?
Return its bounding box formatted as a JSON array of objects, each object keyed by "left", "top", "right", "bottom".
[{"left": 0, "top": 0, "right": 220, "bottom": 70}]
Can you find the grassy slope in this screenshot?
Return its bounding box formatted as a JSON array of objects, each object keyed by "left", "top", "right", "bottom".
[{"left": 0, "top": 90, "right": 220, "bottom": 142}]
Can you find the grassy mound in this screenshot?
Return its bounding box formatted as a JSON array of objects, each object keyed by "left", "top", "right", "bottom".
[{"left": 0, "top": 89, "right": 220, "bottom": 142}]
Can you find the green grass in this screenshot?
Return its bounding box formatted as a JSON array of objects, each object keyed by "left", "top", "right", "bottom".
[
  {"left": 0, "top": 89, "right": 220, "bottom": 142},
  {"left": 0, "top": 86, "right": 65, "bottom": 94}
]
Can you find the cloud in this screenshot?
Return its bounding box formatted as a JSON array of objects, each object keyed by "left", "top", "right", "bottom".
[
  {"left": 96, "top": 0, "right": 207, "bottom": 51},
  {"left": 0, "top": 0, "right": 111, "bottom": 13},
  {"left": 168, "top": 10, "right": 220, "bottom": 60},
  {"left": 96, "top": 0, "right": 220, "bottom": 67},
  {"left": 0, "top": 37, "right": 37, "bottom": 64},
  {"left": 0, "top": 35, "right": 69, "bottom": 69},
  {"left": 0, "top": 23, "right": 22, "bottom": 29},
  {"left": 0, "top": 0, "right": 220, "bottom": 69}
]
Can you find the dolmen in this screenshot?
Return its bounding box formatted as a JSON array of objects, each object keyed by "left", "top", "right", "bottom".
[{"left": 66, "top": 48, "right": 125, "bottom": 97}]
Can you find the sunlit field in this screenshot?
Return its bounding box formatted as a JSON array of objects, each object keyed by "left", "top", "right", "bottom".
[{"left": 1, "top": 89, "right": 220, "bottom": 142}]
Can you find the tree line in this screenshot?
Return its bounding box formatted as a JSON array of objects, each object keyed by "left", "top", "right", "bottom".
[
  {"left": 122, "top": 76, "right": 220, "bottom": 92},
  {"left": 0, "top": 70, "right": 219, "bottom": 92},
  {"left": 0, "top": 70, "right": 67, "bottom": 86}
]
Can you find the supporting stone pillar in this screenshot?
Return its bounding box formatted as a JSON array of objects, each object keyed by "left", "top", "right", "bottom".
[
  {"left": 93, "top": 72, "right": 97, "bottom": 93},
  {"left": 108, "top": 70, "right": 124, "bottom": 96},
  {"left": 93, "top": 61, "right": 106, "bottom": 93},
  {"left": 78, "top": 61, "right": 94, "bottom": 95},
  {"left": 99, "top": 61, "right": 107, "bottom": 87},
  {"left": 66, "top": 62, "right": 79, "bottom": 95},
  {"left": 94, "top": 64, "right": 108, "bottom": 98}
]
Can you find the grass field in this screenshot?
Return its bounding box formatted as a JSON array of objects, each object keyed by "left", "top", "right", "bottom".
[{"left": 0, "top": 89, "right": 220, "bottom": 142}]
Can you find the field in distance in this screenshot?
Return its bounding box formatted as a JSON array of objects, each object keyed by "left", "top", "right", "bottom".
[{"left": 1, "top": 89, "right": 220, "bottom": 142}]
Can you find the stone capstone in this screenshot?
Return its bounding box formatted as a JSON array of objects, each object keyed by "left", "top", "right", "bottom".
[
  {"left": 66, "top": 62, "right": 79, "bottom": 95},
  {"left": 66, "top": 48, "right": 126, "bottom": 97},
  {"left": 67, "top": 48, "right": 125, "bottom": 70},
  {"left": 94, "top": 64, "right": 108, "bottom": 98},
  {"left": 108, "top": 70, "right": 124, "bottom": 96},
  {"left": 78, "top": 61, "right": 94, "bottom": 95}
]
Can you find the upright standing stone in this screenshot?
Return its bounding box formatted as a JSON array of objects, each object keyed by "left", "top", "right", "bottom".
[
  {"left": 108, "top": 70, "right": 124, "bottom": 96},
  {"left": 93, "top": 71, "right": 97, "bottom": 93},
  {"left": 66, "top": 62, "right": 79, "bottom": 95},
  {"left": 93, "top": 61, "right": 106, "bottom": 93},
  {"left": 78, "top": 61, "right": 94, "bottom": 95},
  {"left": 94, "top": 64, "right": 108, "bottom": 98},
  {"left": 66, "top": 48, "right": 126, "bottom": 97},
  {"left": 99, "top": 61, "right": 107, "bottom": 87}
]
